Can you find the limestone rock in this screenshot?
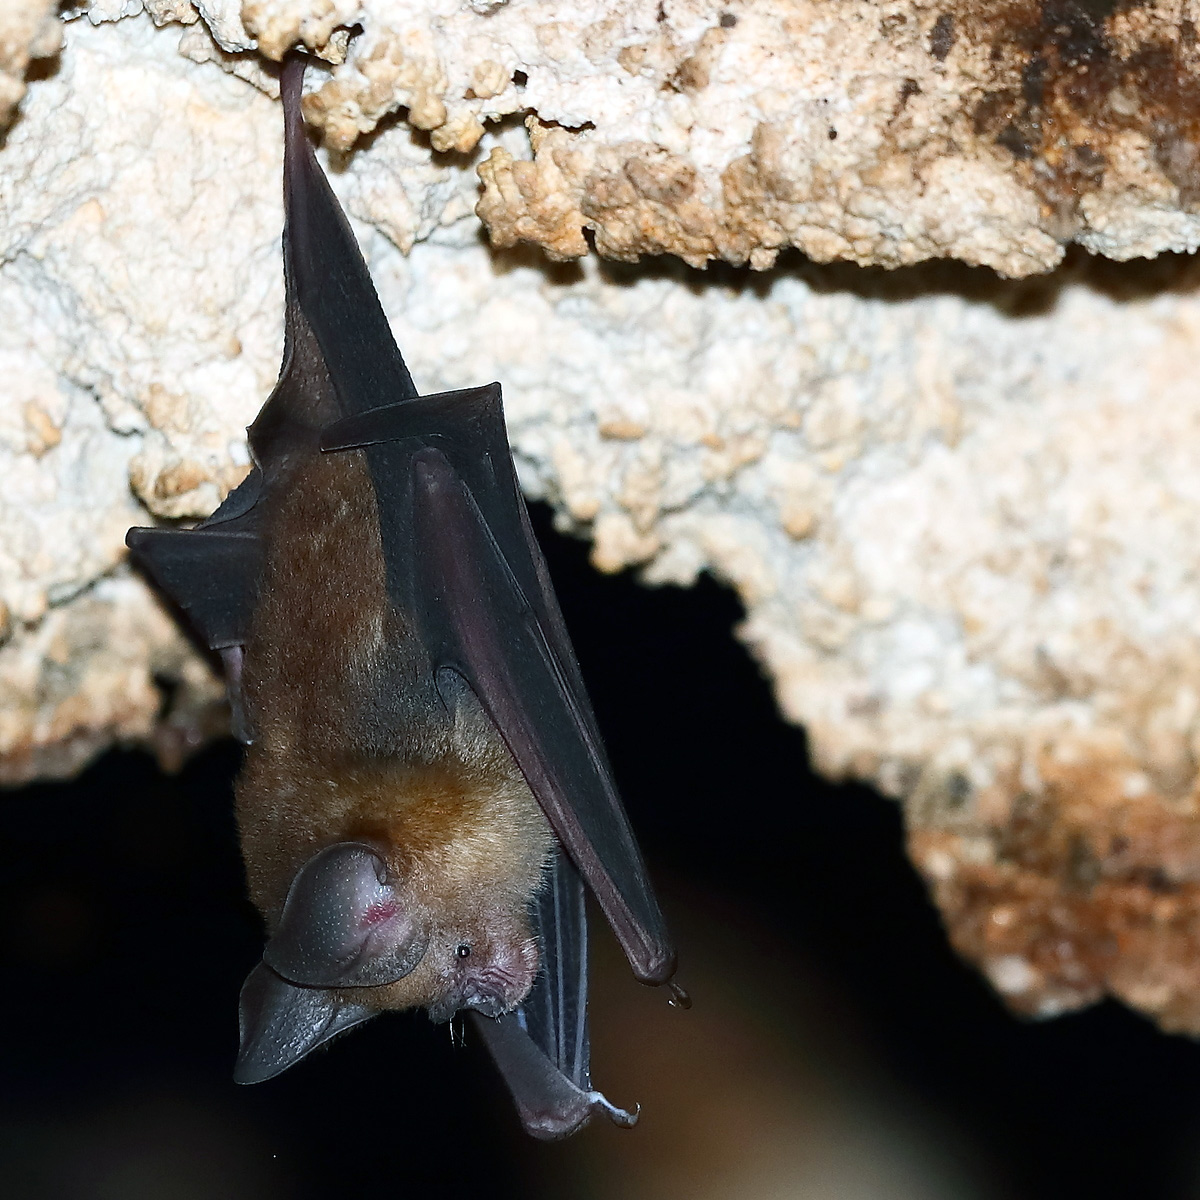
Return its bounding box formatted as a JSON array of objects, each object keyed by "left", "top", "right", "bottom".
[
  {"left": 5, "top": 4, "right": 1200, "bottom": 1037},
  {"left": 78, "top": 0, "right": 1200, "bottom": 278},
  {"left": 0, "top": 0, "right": 61, "bottom": 126}
]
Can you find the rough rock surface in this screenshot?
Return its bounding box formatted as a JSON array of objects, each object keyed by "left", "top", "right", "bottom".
[
  {"left": 6, "top": 4, "right": 1200, "bottom": 1034},
  {"left": 139, "top": 0, "right": 1200, "bottom": 277},
  {"left": 0, "top": 0, "right": 61, "bottom": 127}
]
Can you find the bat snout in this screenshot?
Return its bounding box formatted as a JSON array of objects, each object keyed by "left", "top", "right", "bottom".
[
  {"left": 426, "top": 936, "right": 539, "bottom": 1023},
  {"left": 463, "top": 943, "right": 539, "bottom": 1012},
  {"left": 462, "top": 988, "right": 507, "bottom": 1019},
  {"left": 460, "top": 967, "right": 526, "bottom": 1018}
]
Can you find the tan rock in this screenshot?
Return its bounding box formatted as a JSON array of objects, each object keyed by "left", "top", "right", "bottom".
[
  {"left": 0, "top": 576, "right": 226, "bottom": 784},
  {"left": 55, "top": 0, "right": 1200, "bottom": 277},
  {"left": 0, "top": 0, "right": 62, "bottom": 127}
]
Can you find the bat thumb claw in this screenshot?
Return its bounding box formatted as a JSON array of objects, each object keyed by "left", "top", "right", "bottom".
[
  {"left": 592, "top": 1093, "right": 639, "bottom": 1129},
  {"left": 667, "top": 981, "right": 692, "bottom": 1010}
]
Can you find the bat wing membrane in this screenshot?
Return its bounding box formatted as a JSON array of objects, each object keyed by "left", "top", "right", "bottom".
[
  {"left": 471, "top": 848, "right": 636, "bottom": 1139},
  {"left": 274, "top": 56, "right": 676, "bottom": 990},
  {"left": 125, "top": 522, "right": 262, "bottom": 652}
]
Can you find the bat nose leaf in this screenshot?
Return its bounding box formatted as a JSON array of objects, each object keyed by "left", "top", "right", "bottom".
[{"left": 264, "top": 842, "right": 430, "bottom": 987}]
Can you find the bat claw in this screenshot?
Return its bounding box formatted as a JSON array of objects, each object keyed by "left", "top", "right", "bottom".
[
  {"left": 592, "top": 1092, "right": 639, "bottom": 1129},
  {"left": 667, "top": 981, "right": 692, "bottom": 1010}
]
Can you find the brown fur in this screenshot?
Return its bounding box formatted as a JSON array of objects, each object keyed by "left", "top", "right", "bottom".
[{"left": 236, "top": 448, "right": 554, "bottom": 1017}]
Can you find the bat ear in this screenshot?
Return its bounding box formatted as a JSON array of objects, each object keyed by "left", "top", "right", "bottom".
[
  {"left": 262, "top": 842, "right": 430, "bottom": 987},
  {"left": 234, "top": 963, "right": 375, "bottom": 1084}
]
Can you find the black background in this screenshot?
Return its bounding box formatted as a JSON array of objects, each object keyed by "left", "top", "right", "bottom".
[{"left": 1, "top": 504, "right": 1198, "bottom": 1199}]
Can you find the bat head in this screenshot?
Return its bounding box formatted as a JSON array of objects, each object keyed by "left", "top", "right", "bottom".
[
  {"left": 419, "top": 913, "right": 541, "bottom": 1024},
  {"left": 234, "top": 655, "right": 556, "bottom": 1082},
  {"left": 235, "top": 833, "right": 546, "bottom": 1083},
  {"left": 261, "top": 836, "right": 543, "bottom": 1012}
]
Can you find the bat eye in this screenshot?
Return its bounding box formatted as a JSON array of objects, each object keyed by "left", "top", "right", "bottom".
[{"left": 456, "top": 944, "right": 471, "bottom": 959}]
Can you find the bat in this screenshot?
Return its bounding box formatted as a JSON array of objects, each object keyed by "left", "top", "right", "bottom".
[{"left": 125, "top": 55, "right": 682, "bottom": 1139}]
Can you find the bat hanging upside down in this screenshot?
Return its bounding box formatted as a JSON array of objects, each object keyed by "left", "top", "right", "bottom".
[{"left": 126, "top": 54, "right": 682, "bottom": 1139}]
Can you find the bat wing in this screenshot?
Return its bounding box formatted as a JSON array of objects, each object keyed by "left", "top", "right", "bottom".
[
  {"left": 125, "top": 470, "right": 266, "bottom": 744},
  {"left": 125, "top": 490, "right": 263, "bottom": 652},
  {"left": 470, "top": 848, "right": 636, "bottom": 1139},
  {"left": 321, "top": 387, "right": 676, "bottom": 987}
]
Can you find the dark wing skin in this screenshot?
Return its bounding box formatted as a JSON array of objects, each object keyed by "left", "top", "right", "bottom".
[
  {"left": 127, "top": 53, "right": 676, "bottom": 1133},
  {"left": 471, "top": 848, "right": 637, "bottom": 1139}
]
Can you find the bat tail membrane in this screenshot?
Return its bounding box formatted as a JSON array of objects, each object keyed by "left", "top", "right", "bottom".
[
  {"left": 126, "top": 51, "right": 414, "bottom": 743},
  {"left": 470, "top": 850, "right": 638, "bottom": 1139}
]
